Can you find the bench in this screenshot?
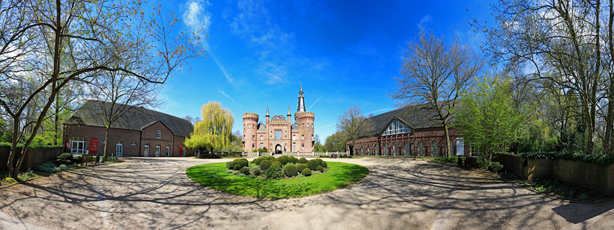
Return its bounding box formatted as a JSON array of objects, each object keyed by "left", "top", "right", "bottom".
[{"left": 82, "top": 155, "right": 95, "bottom": 166}]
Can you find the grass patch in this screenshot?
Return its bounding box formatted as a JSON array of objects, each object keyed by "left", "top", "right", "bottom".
[{"left": 187, "top": 162, "right": 369, "bottom": 199}]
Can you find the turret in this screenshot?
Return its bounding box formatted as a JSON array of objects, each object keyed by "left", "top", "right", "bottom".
[
  {"left": 242, "top": 113, "right": 259, "bottom": 152},
  {"left": 266, "top": 105, "right": 270, "bottom": 125},
  {"left": 297, "top": 83, "right": 306, "bottom": 112}
]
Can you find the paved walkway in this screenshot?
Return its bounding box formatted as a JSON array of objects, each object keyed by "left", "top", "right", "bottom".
[{"left": 0, "top": 157, "right": 613, "bottom": 229}]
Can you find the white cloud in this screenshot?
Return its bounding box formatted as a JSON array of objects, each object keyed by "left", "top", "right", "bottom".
[
  {"left": 418, "top": 15, "right": 432, "bottom": 29},
  {"left": 307, "top": 95, "right": 323, "bottom": 111},
  {"left": 218, "top": 89, "right": 242, "bottom": 108},
  {"left": 260, "top": 62, "right": 287, "bottom": 84}
]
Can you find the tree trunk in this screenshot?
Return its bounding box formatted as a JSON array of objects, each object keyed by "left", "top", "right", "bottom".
[
  {"left": 103, "top": 127, "right": 110, "bottom": 158},
  {"left": 54, "top": 94, "right": 59, "bottom": 145},
  {"left": 443, "top": 124, "right": 451, "bottom": 157},
  {"left": 7, "top": 116, "right": 20, "bottom": 178}
]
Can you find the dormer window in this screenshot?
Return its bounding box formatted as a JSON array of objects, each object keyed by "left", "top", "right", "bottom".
[
  {"left": 383, "top": 120, "right": 411, "bottom": 136},
  {"left": 157, "top": 130, "right": 161, "bottom": 138}
]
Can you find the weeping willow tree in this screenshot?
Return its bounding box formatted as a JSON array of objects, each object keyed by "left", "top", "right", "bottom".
[{"left": 185, "top": 101, "right": 234, "bottom": 154}]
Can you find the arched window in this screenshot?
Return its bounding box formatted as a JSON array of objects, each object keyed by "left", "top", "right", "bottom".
[
  {"left": 144, "top": 144, "right": 150, "bottom": 157},
  {"left": 301, "top": 143, "right": 304, "bottom": 151},
  {"left": 155, "top": 145, "right": 161, "bottom": 157},
  {"left": 157, "top": 130, "right": 161, "bottom": 138},
  {"left": 252, "top": 144, "right": 255, "bottom": 150},
  {"left": 116, "top": 142, "right": 123, "bottom": 156},
  {"left": 166, "top": 145, "right": 171, "bottom": 157}
]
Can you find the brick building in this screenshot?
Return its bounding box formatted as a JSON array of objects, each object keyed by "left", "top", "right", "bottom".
[
  {"left": 347, "top": 105, "right": 470, "bottom": 157},
  {"left": 243, "top": 85, "right": 315, "bottom": 153},
  {"left": 63, "top": 100, "right": 194, "bottom": 157}
]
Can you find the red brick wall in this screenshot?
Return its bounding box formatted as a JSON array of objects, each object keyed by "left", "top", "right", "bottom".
[
  {"left": 141, "top": 121, "right": 174, "bottom": 157},
  {"left": 64, "top": 124, "right": 141, "bottom": 156}
]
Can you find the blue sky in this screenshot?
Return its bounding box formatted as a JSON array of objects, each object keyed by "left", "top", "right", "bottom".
[{"left": 157, "top": 0, "right": 495, "bottom": 141}]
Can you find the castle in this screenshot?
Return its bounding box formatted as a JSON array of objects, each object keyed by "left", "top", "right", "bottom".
[{"left": 243, "top": 85, "right": 315, "bottom": 153}]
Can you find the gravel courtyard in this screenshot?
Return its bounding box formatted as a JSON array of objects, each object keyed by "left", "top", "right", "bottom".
[{"left": 0, "top": 157, "right": 613, "bottom": 230}]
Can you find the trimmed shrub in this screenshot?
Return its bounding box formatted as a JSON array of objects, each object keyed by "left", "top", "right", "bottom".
[
  {"left": 233, "top": 164, "right": 241, "bottom": 170},
  {"left": 315, "top": 158, "right": 324, "bottom": 165},
  {"left": 253, "top": 168, "right": 261, "bottom": 176},
  {"left": 316, "top": 165, "right": 324, "bottom": 172},
  {"left": 298, "top": 157, "right": 307, "bottom": 163},
  {"left": 254, "top": 157, "right": 264, "bottom": 165},
  {"left": 289, "top": 156, "right": 298, "bottom": 164},
  {"left": 226, "top": 161, "right": 236, "bottom": 169},
  {"left": 240, "top": 167, "right": 250, "bottom": 175},
  {"left": 57, "top": 153, "right": 73, "bottom": 165},
  {"left": 260, "top": 160, "right": 272, "bottom": 171},
  {"left": 307, "top": 160, "right": 319, "bottom": 170},
  {"left": 278, "top": 155, "right": 289, "bottom": 165},
  {"left": 297, "top": 164, "right": 307, "bottom": 173},
  {"left": 266, "top": 156, "right": 276, "bottom": 161},
  {"left": 265, "top": 165, "right": 284, "bottom": 179},
  {"left": 489, "top": 162, "right": 504, "bottom": 173},
  {"left": 284, "top": 164, "right": 298, "bottom": 177},
  {"left": 320, "top": 161, "right": 327, "bottom": 168},
  {"left": 271, "top": 161, "right": 282, "bottom": 167},
  {"left": 302, "top": 168, "right": 312, "bottom": 176},
  {"left": 237, "top": 158, "right": 249, "bottom": 168}
]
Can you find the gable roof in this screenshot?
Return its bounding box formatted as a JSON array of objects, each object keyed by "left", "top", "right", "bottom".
[
  {"left": 363, "top": 104, "right": 451, "bottom": 137},
  {"left": 67, "top": 100, "right": 194, "bottom": 137}
]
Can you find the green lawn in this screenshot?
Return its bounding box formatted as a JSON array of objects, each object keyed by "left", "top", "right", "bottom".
[{"left": 186, "top": 162, "right": 369, "bottom": 199}]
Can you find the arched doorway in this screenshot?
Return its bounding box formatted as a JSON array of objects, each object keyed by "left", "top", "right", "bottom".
[{"left": 275, "top": 144, "right": 282, "bottom": 154}]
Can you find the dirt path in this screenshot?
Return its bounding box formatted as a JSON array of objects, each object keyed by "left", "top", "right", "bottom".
[{"left": 0, "top": 157, "right": 612, "bottom": 229}]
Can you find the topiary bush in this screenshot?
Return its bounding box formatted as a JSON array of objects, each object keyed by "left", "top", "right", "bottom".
[
  {"left": 240, "top": 167, "right": 250, "bottom": 175},
  {"left": 227, "top": 161, "right": 236, "bottom": 169},
  {"left": 302, "top": 168, "right": 312, "bottom": 176},
  {"left": 316, "top": 165, "right": 324, "bottom": 172},
  {"left": 307, "top": 159, "right": 319, "bottom": 170},
  {"left": 315, "top": 158, "right": 323, "bottom": 165},
  {"left": 266, "top": 156, "right": 276, "bottom": 161},
  {"left": 289, "top": 156, "right": 298, "bottom": 164},
  {"left": 253, "top": 168, "right": 261, "bottom": 176},
  {"left": 233, "top": 164, "right": 242, "bottom": 170},
  {"left": 271, "top": 161, "right": 282, "bottom": 167},
  {"left": 237, "top": 158, "right": 249, "bottom": 168},
  {"left": 57, "top": 153, "right": 73, "bottom": 165},
  {"left": 283, "top": 164, "right": 298, "bottom": 177},
  {"left": 254, "top": 157, "right": 264, "bottom": 165},
  {"left": 265, "top": 165, "right": 284, "bottom": 179},
  {"left": 278, "top": 155, "right": 289, "bottom": 165},
  {"left": 260, "top": 160, "right": 271, "bottom": 171},
  {"left": 298, "top": 157, "right": 307, "bottom": 163},
  {"left": 297, "top": 164, "right": 307, "bottom": 173},
  {"left": 320, "top": 161, "right": 327, "bottom": 168}
]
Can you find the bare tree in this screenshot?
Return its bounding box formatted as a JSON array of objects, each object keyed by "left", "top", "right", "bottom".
[
  {"left": 337, "top": 105, "right": 374, "bottom": 155},
  {"left": 0, "top": 0, "right": 204, "bottom": 178},
  {"left": 391, "top": 30, "right": 483, "bottom": 157}
]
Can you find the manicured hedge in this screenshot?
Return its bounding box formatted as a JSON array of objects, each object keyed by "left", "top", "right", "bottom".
[{"left": 518, "top": 152, "right": 614, "bottom": 166}]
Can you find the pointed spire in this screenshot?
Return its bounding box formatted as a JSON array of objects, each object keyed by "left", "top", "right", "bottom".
[
  {"left": 266, "top": 104, "right": 270, "bottom": 117},
  {"left": 300, "top": 83, "right": 303, "bottom": 93},
  {"left": 287, "top": 104, "right": 291, "bottom": 116}
]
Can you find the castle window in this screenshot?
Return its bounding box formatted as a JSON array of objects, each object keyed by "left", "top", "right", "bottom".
[
  {"left": 275, "top": 130, "right": 282, "bottom": 139},
  {"left": 252, "top": 144, "right": 255, "bottom": 150},
  {"left": 260, "top": 135, "right": 263, "bottom": 141},
  {"left": 302, "top": 143, "right": 304, "bottom": 151},
  {"left": 252, "top": 135, "right": 255, "bottom": 141},
  {"left": 248, "top": 124, "right": 250, "bottom": 128},
  {"left": 302, "top": 135, "right": 304, "bottom": 140},
  {"left": 307, "top": 124, "right": 309, "bottom": 128},
  {"left": 260, "top": 143, "right": 263, "bottom": 149},
  {"left": 157, "top": 130, "right": 161, "bottom": 138},
  {"left": 293, "top": 143, "right": 296, "bottom": 150},
  {"left": 293, "top": 135, "right": 296, "bottom": 140}
]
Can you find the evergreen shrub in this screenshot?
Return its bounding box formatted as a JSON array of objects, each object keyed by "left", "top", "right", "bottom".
[
  {"left": 266, "top": 165, "right": 284, "bottom": 179},
  {"left": 237, "top": 158, "right": 249, "bottom": 168},
  {"left": 302, "top": 168, "right": 312, "bottom": 176},
  {"left": 307, "top": 160, "right": 319, "bottom": 170},
  {"left": 254, "top": 157, "right": 263, "bottom": 165},
  {"left": 233, "top": 164, "right": 241, "bottom": 170},
  {"left": 57, "top": 153, "right": 73, "bottom": 165},
  {"left": 316, "top": 166, "right": 323, "bottom": 172},
  {"left": 289, "top": 156, "right": 298, "bottom": 164},
  {"left": 297, "top": 164, "right": 307, "bottom": 173},
  {"left": 240, "top": 167, "right": 250, "bottom": 175},
  {"left": 260, "top": 160, "right": 272, "bottom": 171},
  {"left": 320, "top": 161, "right": 327, "bottom": 168},
  {"left": 284, "top": 164, "right": 298, "bottom": 177},
  {"left": 253, "top": 168, "right": 261, "bottom": 176},
  {"left": 298, "top": 157, "right": 307, "bottom": 163},
  {"left": 278, "top": 155, "right": 289, "bottom": 165}
]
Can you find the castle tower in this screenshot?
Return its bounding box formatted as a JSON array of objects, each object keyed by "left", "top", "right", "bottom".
[
  {"left": 294, "top": 85, "right": 315, "bottom": 152},
  {"left": 242, "top": 113, "right": 259, "bottom": 152}
]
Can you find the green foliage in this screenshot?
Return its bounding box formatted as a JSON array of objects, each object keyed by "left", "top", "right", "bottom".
[
  {"left": 278, "top": 155, "right": 289, "bottom": 165},
  {"left": 251, "top": 147, "right": 268, "bottom": 152},
  {"left": 226, "top": 161, "right": 236, "bottom": 169},
  {"left": 57, "top": 153, "right": 73, "bottom": 165},
  {"left": 237, "top": 158, "right": 249, "bottom": 168},
  {"left": 266, "top": 156, "right": 276, "bottom": 161},
  {"left": 271, "top": 161, "right": 282, "bottom": 168},
  {"left": 456, "top": 76, "right": 524, "bottom": 165},
  {"left": 307, "top": 160, "right": 319, "bottom": 170},
  {"left": 283, "top": 164, "right": 298, "bottom": 177},
  {"left": 320, "top": 161, "right": 327, "bottom": 168},
  {"left": 288, "top": 156, "right": 298, "bottom": 164},
  {"left": 298, "top": 157, "right": 307, "bottom": 163},
  {"left": 519, "top": 152, "right": 614, "bottom": 166},
  {"left": 297, "top": 164, "right": 307, "bottom": 173},
  {"left": 239, "top": 167, "right": 250, "bottom": 175},
  {"left": 185, "top": 102, "right": 234, "bottom": 151},
  {"left": 35, "top": 161, "right": 66, "bottom": 173},
  {"left": 315, "top": 158, "right": 323, "bottom": 165},
  {"left": 233, "top": 164, "right": 241, "bottom": 170},
  {"left": 301, "top": 168, "right": 312, "bottom": 176},
  {"left": 489, "top": 162, "right": 503, "bottom": 173},
  {"left": 187, "top": 162, "right": 369, "bottom": 198},
  {"left": 253, "top": 168, "right": 261, "bottom": 176},
  {"left": 323, "top": 131, "right": 348, "bottom": 152},
  {"left": 260, "top": 160, "right": 272, "bottom": 171},
  {"left": 265, "top": 165, "right": 284, "bottom": 179},
  {"left": 433, "top": 157, "right": 460, "bottom": 164},
  {"left": 316, "top": 166, "right": 324, "bottom": 172},
  {"left": 254, "top": 157, "right": 264, "bottom": 165}
]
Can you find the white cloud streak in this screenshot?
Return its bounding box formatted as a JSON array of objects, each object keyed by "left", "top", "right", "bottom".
[
  {"left": 307, "top": 95, "right": 323, "bottom": 111},
  {"left": 315, "top": 122, "right": 336, "bottom": 131},
  {"left": 367, "top": 107, "right": 395, "bottom": 115},
  {"left": 218, "top": 89, "right": 242, "bottom": 108}
]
